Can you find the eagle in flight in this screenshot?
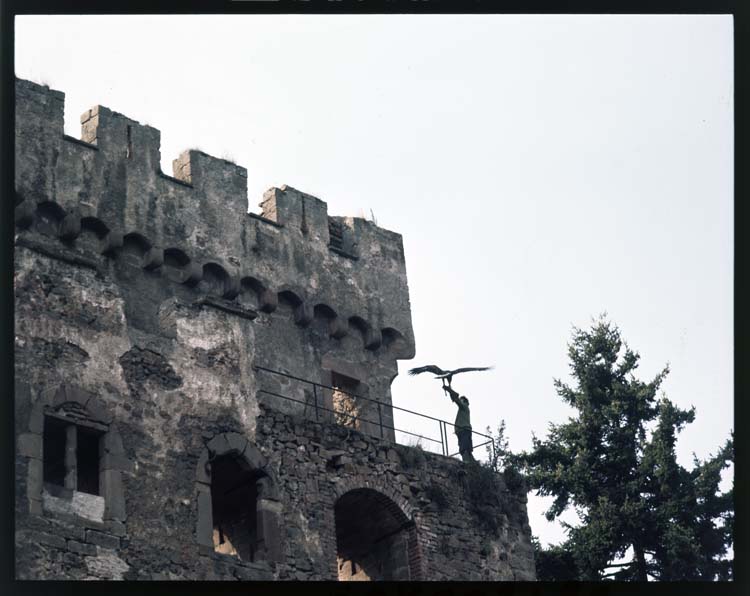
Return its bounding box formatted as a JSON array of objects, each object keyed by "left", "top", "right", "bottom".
[{"left": 408, "top": 365, "right": 493, "bottom": 386}]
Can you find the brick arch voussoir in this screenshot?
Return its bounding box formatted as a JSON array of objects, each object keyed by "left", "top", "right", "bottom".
[{"left": 333, "top": 476, "right": 413, "bottom": 525}]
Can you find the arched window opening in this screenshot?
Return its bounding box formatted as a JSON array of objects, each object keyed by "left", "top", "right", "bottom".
[
  {"left": 210, "top": 453, "right": 266, "bottom": 562},
  {"left": 196, "top": 434, "right": 282, "bottom": 563},
  {"left": 334, "top": 488, "right": 420, "bottom": 581}
]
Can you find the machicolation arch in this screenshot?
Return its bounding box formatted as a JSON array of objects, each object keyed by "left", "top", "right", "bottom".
[{"left": 13, "top": 198, "right": 412, "bottom": 353}]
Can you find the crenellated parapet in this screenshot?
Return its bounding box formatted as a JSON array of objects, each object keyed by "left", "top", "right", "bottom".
[{"left": 14, "top": 78, "right": 415, "bottom": 359}]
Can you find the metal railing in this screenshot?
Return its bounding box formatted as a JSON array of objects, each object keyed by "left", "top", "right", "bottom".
[{"left": 254, "top": 365, "right": 495, "bottom": 462}]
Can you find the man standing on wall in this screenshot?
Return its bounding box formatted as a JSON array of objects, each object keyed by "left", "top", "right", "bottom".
[{"left": 442, "top": 380, "right": 475, "bottom": 462}]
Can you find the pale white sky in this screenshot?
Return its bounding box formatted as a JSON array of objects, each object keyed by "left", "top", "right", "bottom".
[{"left": 15, "top": 14, "right": 734, "bottom": 548}]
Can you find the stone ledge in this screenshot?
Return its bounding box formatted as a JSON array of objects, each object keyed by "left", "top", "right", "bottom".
[
  {"left": 85, "top": 529, "right": 120, "bottom": 549},
  {"left": 67, "top": 540, "right": 97, "bottom": 556}
]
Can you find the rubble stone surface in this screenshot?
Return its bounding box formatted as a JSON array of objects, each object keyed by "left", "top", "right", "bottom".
[{"left": 14, "top": 78, "right": 535, "bottom": 581}]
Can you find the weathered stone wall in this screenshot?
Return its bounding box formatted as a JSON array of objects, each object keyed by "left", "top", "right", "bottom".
[
  {"left": 254, "top": 406, "right": 536, "bottom": 581},
  {"left": 16, "top": 396, "right": 536, "bottom": 581},
  {"left": 14, "top": 78, "right": 536, "bottom": 581}
]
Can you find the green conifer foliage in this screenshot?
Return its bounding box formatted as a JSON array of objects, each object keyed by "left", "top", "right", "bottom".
[{"left": 521, "top": 317, "right": 733, "bottom": 581}]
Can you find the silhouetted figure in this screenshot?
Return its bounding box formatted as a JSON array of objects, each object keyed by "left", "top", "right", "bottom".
[{"left": 442, "top": 379, "right": 475, "bottom": 462}]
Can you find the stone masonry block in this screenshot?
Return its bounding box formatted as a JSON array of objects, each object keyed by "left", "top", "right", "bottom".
[
  {"left": 86, "top": 398, "right": 114, "bottom": 424},
  {"left": 28, "top": 409, "right": 44, "bottom": 435},
  {"left": 196, "top": 486, "right": 213, "bottom": 547},
  {"left": 67, "top": 540, "right": 97, "bottom": 556},
  {"left": 29, "top": 530, "right": 67, "bottom": 550},
  {"left": 206, "top": 434, "right": 231, "bottom": 457},
  {"left": 195, "top": 450, "right": 211, "bottom": 485},
  {"left": 102, "top": 429, "right": 125, "bottom": 455},
  {"left": 106, "top": 520, "right": 127, "bottom": 537},
  {"left": 101, "top": 470, "right": 126, "bottom": 522},
  {"left": 53, "top": 384, "right": 92, "bottom": 408},
  {"left": 99, "top": 452, "right": 132, "bottom": 473},
  {"left": 256, "top": 508, "right": 282, "bottom": 563},
  {"left": 28, "top": 498, "right": 43, "bottom": 516},
  {"left": 224, "top": 432, "right": 248, "bottom": 456},
  {"left": 17, "top": 433, "right": 42, "bottom": 458},
  {"left": 26, "top": 456, "right": 43, "bottom": 497},
  {"left": 85, "top": 529, "right": 120, "bottom": 550}
]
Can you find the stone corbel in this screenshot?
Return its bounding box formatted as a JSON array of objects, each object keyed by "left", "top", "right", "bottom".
[
  {"left": 15, "top": 200, "right": 35, "bottom": 228},
  {"left": 59, "top": 213, "right": 82, "bottom": 241},
  {"left": 294, "top": 302, "right": 313, "bottom": 327},
  {"left": 329, "top": 317, "right": 349, "bottom": 339},
  {"left": 258, "top": 289, "right": 278, "bottom": 313},
  {"left": 101, "top": 230, "right": 124, "bottom": 256},
  {"left": 142, "top": 247, "right": 164, "bottom": 271}
]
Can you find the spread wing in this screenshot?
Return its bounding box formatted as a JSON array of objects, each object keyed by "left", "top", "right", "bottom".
[
  {"left": 451, "top": 366, "right": 494, "bottom": 375},
  {"left": 408, "top": 365, "right": 448, "bottom": 376}
]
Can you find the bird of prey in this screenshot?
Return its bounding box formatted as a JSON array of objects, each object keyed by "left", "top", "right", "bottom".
[{"left": 408, "top": 365, "right": 493, "bottom": 386}]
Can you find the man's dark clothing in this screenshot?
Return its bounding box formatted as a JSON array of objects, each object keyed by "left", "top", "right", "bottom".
[
  {"left": 456, "top": 428, "right": 474, "bottom": 457},
  {"left": 444, "top": 385, "right": 474, "bottom": 462}
]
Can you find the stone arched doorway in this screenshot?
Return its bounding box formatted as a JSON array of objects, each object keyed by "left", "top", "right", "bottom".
[{"left": 334, "top": 488, "right": 421, "bottom": 581}]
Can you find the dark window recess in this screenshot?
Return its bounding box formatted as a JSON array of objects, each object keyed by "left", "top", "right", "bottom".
[
  {"left": 77, "top": 428, "right": 101, "bottom": 495},
  {"left": 328, "top": 219, "right": 344, "bottom": 250},
  {"left": 42, "top": 416, "right": 102, "bottom": 495},
  {"left": 43, "top": 417, "right": 67, "bottom": 487},
  {"left": 331, "top": 371, "right": 360, "bottom": 394},
  {"left": 211, "top": 454, "right": 263, "bottom": 561}
]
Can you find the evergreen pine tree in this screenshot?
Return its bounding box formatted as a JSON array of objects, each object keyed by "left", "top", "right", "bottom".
[{"left": 520, "top": 317, "right": 733, "bottom": 580}]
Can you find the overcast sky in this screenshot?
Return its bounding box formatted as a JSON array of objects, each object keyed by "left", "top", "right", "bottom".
[{"left": 15, "top": 14, "right": 733, "bottom": 548}]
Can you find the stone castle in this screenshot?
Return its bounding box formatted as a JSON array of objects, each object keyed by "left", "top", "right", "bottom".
[{"left": 13, "top": 77, "right": 536, "bottom": 581}]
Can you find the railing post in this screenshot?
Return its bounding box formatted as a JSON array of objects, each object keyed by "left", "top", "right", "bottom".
[
  {"left": 439, "top": 420, "right": 445, "bottom": 456},
  {"left": 378, "top": 402, "right": 384, "bottom": 439},
  {"left": 313, "top": 384, "right": 319, "bottom": 421}
]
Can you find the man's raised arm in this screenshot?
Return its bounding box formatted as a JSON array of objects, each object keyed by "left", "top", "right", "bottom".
[{"left": 443, "top": 384, "right": 460, "bottom": 403}]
